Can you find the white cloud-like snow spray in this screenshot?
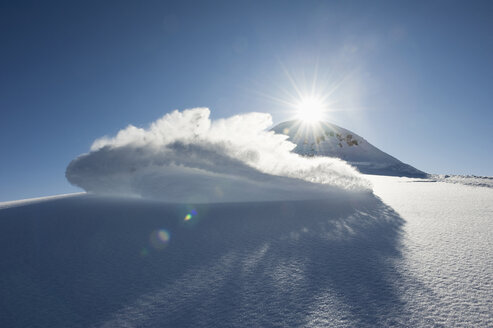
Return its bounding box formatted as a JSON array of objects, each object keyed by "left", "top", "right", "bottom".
[{"left": 66, "top": 108, "right": 370, "bottom": 202}]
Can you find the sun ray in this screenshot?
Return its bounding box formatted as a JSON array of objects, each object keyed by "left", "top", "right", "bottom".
[{"left": 246, "top": 64, "right": 360, "bottom": 128}]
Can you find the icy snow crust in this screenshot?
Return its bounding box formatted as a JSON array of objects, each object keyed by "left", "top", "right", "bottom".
[{"left": 1, "top": 178, "right": 493, "bottom": 327}]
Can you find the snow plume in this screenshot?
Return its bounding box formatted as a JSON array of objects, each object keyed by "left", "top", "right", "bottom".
[{"left": 66, "top": 108, "right": 370, "bottom": 202}]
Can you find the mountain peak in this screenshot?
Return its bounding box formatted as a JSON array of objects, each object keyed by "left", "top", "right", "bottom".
[{"left": 271, "top": 120, "right": 427, "bottom": 178}]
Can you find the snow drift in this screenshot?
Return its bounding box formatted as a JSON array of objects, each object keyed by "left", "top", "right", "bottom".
[{"left": 66, "top": 108, "right": 370, "bottom": 202}]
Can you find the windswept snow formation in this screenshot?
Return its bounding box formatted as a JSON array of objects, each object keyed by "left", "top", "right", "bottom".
[
  {"left": 66, "top": 108, "right": 369, "bottom": 202},
  {"left": 271, "top": 120, "right": 427, "bottom": 178}
]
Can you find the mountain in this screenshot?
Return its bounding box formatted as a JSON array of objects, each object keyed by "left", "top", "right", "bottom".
[{"left": 271, "top": 120, "right": 427, "bottom": 178}]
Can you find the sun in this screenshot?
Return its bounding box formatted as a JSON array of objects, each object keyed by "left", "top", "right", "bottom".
[{"left": 295, "top": 96, "right": 325, "bottom": 123}]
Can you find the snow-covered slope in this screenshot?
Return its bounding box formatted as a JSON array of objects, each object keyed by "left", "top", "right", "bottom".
[
  {"left": 271, "top": 120, "right": 427, "bottom": 178},
  {"left": 368, "top": 175, "right": 493, "bottom": 326},
  {"left": 0, "top": 192, "right": 404, "bottom": 328},
  {"left": 2, "top": 178, "right": 493, "bottom": 327}
]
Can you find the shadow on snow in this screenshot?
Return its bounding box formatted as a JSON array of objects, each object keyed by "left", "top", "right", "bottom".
[{"left": 0, "top": 192, "right": 405, "bottom": 327}]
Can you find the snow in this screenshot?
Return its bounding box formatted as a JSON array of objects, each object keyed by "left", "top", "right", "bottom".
[
  {"left": 271, "top": 120, "right": 427, "bottom": 178},
  {"left": 1, "top": 176, "right": 492, "bottom": 327},
  {"left": 3, "top": 109, "right": 492, "bottom": 326},
  {"left": 0, "top": 192, "right": 85, "bottom": 210},
  {"left": 368, "top": 175, "right": 493, "bottom": 327},
  {"left": 66, "top": 109, "right": 368, "bottom": 202},
  {"left": 428, "top": 174, "right": 493, "bottom": 188}
]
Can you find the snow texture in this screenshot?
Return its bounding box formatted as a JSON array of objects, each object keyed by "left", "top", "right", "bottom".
[
  {"left": 429, "top": 174, "right": 493, "bottom": 188},
  {"left": 0, "top": 192, "right": 404, "bottom": 327},
  {"left": 271, "top": 120, "right": 427, "bottom": 178},
  {"left": 368, "top": 175, "right": 493, "bottom": 327},
  {"left": 1, "top": 177, "right": 492, "bottom": 327},
  {"left": 66, "top": 109, "right": 369, "bottom": 202}
]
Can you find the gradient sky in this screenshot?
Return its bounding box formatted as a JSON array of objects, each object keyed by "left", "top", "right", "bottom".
[{"left": 1, "top": 0, "right": 493, "bottom": 201}]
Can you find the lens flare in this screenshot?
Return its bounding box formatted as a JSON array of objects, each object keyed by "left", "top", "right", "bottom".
[
  {"left": 184, "top": 209, "right": 198, "bottom": 221},
  {"left": 149, "top": 229, "right": 171, "bottom": 250}
]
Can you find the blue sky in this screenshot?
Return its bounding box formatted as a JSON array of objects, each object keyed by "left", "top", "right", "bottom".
[{"left": 1, "top": 0, "right": 492, "bottom": 201}]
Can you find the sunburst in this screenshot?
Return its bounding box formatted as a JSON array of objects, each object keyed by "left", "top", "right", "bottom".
[{"left": 295, "top": 96, "right": 326, "bottom": 123}]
